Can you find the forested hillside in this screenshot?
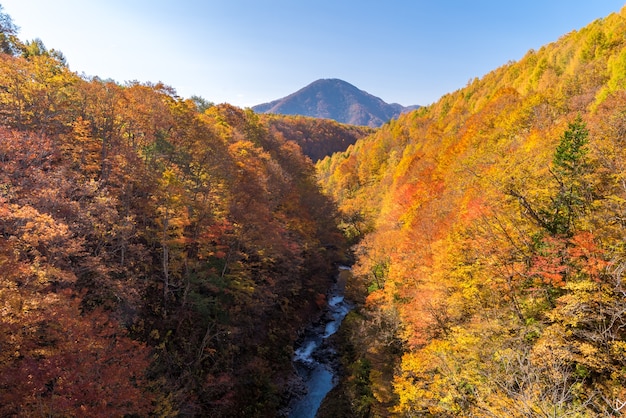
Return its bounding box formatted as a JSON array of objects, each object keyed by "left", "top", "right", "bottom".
[
  {"left": 0, "top": 13, "right": 345, "bottom": 416},
  {"left": 318, "top": 7, "right": 626, "bottom": 416},
  {"left": 260, "top": 113, "right": 373, "bottom": 161}
]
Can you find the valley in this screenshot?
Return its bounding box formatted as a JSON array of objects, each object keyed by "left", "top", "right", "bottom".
[{"left": 1, "top": 3, "right": 626, "bottom": 418}]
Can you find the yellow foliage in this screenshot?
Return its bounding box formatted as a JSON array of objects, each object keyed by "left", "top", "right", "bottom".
[{"left": 318, "top": 6, "right": 626, "bottom": 416}]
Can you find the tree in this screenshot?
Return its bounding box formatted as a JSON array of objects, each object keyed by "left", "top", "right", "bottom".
[
  {"left": 546, "top": 114, "right": 592, "bottom": 235},
  {"left": 507, "top": 116, "right": 594, "bottom": 237},
  {"left": 21, "top": 38, "right": 67, "bottom": 65},
  {"left": 189, "top": 95, "right": 214, "bottom": 113},
  {"left": 0, "top": 297, "right": 155, "bottom": 417},
  {"left": 0, "top": 5, "right": 19, "bottom": 55},
  {"left": 154, "top": 165, "right": 190, "bottom": 309}
]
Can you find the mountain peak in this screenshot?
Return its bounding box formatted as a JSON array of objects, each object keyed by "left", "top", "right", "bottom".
[{"left": 252, "top": 79, "right": 419, "bottom": 127}]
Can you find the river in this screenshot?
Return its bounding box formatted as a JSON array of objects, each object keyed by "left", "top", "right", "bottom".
[{"left": 288, "top": 266, "right": 353, "bottom": 418}]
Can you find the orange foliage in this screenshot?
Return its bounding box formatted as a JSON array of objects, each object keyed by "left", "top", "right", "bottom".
[
  {"left": 318, "top": 7, "right": 626, "bottom": 415},
  {"left": 0, "top": 35, "right": 345, "bottom": 415}
]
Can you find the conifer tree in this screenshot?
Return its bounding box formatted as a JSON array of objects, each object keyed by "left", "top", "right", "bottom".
[{"left": 545, "top": 115, "right": 591, "bottom": 235}]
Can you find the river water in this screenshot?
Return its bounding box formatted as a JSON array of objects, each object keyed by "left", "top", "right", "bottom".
[{"left": 288, "top": 267, "right": 352, "bottom": 418}]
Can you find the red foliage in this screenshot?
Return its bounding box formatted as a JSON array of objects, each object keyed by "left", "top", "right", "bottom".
[
  {"left": 315, "top": 292, "right": 327, "bottom": 309},
  {"left": 529, "top": 236, "right": 569, "bottom": 287},
  {"left": 0, "top": 294, "right": 154, "bottom": 417}
]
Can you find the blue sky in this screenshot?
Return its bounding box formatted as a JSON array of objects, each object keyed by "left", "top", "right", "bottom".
[{"left": 2, "top": 1, "right": 624, "bottom": 107}]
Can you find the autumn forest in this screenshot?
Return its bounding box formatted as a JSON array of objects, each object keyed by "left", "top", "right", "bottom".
[
  {"left": 0, "top": 7, "right": 351, "bottom": 416},
  {"left": 2, "top": 4, "right": 626, "bottom": 418}
]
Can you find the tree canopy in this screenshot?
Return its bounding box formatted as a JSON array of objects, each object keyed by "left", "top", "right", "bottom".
[{"left": 318, "top": 6, "right": 626, "bottom": 416}]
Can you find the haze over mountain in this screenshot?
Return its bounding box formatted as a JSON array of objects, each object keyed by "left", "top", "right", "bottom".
[{"left": 252, "top": 78, "right": 419, "bottom": 127}]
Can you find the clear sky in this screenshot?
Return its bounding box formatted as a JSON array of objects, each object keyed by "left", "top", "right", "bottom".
[{"left": 1, "top": 1, "right": 624, "bottom": 107}]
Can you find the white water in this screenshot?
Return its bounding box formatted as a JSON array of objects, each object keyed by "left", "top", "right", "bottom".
[
  {"left": 323, "top": 295, "right": 351, "bottom": 338},
  {"left": 289, "top": 267, "right": 353, "bottom": 418},
  {"left": 293, "top": 340, "right": 319, "bottom": 365}
]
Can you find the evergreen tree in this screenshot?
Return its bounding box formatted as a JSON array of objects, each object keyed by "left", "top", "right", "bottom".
[{"left": 545, "top": 115, "right": 591, "bottom": 235}]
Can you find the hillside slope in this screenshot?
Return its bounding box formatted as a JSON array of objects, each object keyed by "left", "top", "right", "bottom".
[
  {"left": 0, "top": 29, "right": 345, "bottom": 416},
  {"left": 259, "top": 114, "right": 373, "bottom": 161},
  {"left": 318, "top": 7, "right": 626, "bottom": 416},
  {"left": 253, "top": 78, "right": 419, "bottom": 127}
]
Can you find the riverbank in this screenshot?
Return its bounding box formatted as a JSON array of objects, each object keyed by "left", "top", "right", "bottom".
[{"left": 287, "top": 267, "right": 353, "bottom": 418}]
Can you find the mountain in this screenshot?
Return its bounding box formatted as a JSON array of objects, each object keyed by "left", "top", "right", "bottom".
[{"left": 252, "top": 78, "right": 419, "bottom": 127}]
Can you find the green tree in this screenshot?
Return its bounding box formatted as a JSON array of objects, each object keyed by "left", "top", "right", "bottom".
[
  {"left": 0, "top": 5, "right": 19, "bottom": 55},
  {"left": 21, "top": 38, "right": 67, "bottom": 65},
  {"left": 545, "top": 115, "right": 592, "bottom": 235},
  {"left": 507, "top": 116, "right": 594, "bottom": 237},
  {"left": 189, "top": 94, "right": 214, "bottom": 113}
]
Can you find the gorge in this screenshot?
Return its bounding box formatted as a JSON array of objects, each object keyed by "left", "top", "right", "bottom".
[
  {"left": 3, "top": 4, "right": 626, "bottom": 418},
  {"left": 288, "top": 266, "right": 353, "bottom": 418}
]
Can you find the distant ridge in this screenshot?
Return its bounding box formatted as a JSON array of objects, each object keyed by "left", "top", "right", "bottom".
[{"left": 252, "top": 78, "right": 419, "bottom": 127}]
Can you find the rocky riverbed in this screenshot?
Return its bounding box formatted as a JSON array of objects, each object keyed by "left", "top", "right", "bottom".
[{"left": 287, "top": 267, "right": 352, "bottom": 418}]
